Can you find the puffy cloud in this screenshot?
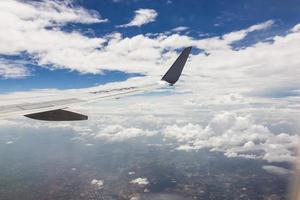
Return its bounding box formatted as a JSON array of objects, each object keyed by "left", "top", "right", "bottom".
[
  {"left": 181, "top": 23, "right": 300, "bottom": 99},
  {"left": 0, "top": 0, "right": 107, "bottom": 73},
  {"left": 91, "top": 179, "right": 104, "bottom": 189},
  {"left": 94, "top": 125, "right": 157, "bottom": 142},
  {"left": 130, "top": 177, "right": 149, "bottom": 185},
  {"left": 117, "top": 9, "right": 158, "bottom": 27},
  {"left": 163, "top": 112, "right": 299, "bottom": 163}
]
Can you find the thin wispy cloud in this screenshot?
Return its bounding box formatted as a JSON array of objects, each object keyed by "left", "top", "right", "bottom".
[
  {"left": 117, "top": 8, "right": 158, "bottom": 28},
  {"left": 171, "top": 26, "right": 189, "bottom": 32},
  {"left": 0, "top": 60, "right": 30, "bottom": 79},
  {"left": 0, "top": 0, "right": 107, "bottom": 26}
]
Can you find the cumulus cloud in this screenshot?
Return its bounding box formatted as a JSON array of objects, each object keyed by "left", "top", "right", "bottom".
[
  {"left": 130, "top": 177, "right": 149, "bottom": 185},
  {"left": 163, "top": 112, "right": 299, "bottom": 163},
  {"left": 117, "top": 8, "right": 158, "bottom": 27},
  {"left": 0, "top": 0, "right": 107, "bottom": 73}
]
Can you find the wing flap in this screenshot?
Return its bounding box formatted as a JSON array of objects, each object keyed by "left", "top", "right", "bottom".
[{"left": 25, "top": 109, "right": 88, "bottom": 121}]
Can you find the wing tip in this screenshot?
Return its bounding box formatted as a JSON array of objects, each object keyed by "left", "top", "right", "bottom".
[{"left": 161, "top": 46, "right": 192, "bottom": 85}]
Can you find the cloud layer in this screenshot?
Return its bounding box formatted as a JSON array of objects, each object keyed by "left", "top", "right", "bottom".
[
  {"left": 0, "top": 91, "right": 298, "bottom": 164},
  {"left": 0, "top": 0, "right": 299, "bottom": 168}
]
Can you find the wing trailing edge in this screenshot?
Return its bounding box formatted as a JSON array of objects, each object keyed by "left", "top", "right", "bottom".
[{"left": 161, "top": 46, "right": 192, "bottom": 85}]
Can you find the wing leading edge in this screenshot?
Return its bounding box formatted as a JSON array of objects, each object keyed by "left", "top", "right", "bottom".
[{"left": 0, "top": 47, "right": 192, "bottom": 121}]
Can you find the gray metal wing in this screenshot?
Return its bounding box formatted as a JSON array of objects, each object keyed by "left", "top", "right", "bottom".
[{"left": 0, "top": 47, "right": 192, "bottom": 121}]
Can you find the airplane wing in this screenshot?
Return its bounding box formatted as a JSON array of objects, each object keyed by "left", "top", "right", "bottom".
[{"left": 0, "top": 47, "right": 192, "bottom": 121}]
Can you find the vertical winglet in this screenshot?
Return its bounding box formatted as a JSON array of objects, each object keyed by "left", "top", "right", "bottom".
[{"left": 161, "top": 46, "right": 192, "bottom": 85}]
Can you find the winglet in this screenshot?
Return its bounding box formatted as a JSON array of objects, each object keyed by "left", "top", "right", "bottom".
[{"left": 161, "top": 46, "right": 192, "bottom": 85}]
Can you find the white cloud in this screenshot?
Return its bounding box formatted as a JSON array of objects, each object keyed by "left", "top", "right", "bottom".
[
  {"left": 222, "top": 20, "right": 274, "bottom": 44},
  {"left": 0, "top": 0, "right": 107, "bottom": 73},
  {"left": 0, "top": 0, "right": 107, "bottom": 26},
  {"left": 262, "top": 165, "right": 292, "bottom": 176},
  {"left": 194, "top": 20, "right": 274, "bottom": 52},
  {"left": 130, "top": 177, "right": 149, "bottom": 185},
  {"left": 0, "top": 60, "right": 30, "bottom": 79},
  {"left": 0, "top": 5, "right": 297, "bottom": 97},
  {"left": 163, "top": 112, "right": 299, "bottom": 163},
  {"left": 117, "top": 8, "right": 158, "bottom": 27},
  {"left": 0, "top": 90, "right": 298, "bottom": 164},
  {"left": 291, "top": 24, "right": 300, "bottom": 32},
  {"left": 171, "top": 26, "right": 189, "bottom": 32},
  {"left": 94, "top": 125, "right": 157, "bottom": 142},
  {"left": 0, "top": 1, "right": 295, "bottom": 95},
  {"left": 91, "top": 179, "right": 104, "bottom": 189}
]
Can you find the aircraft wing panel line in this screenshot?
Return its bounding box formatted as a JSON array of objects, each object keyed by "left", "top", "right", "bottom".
[
  {"left": 0, "top": 98, "right": 84, "bottom": 116},
  {"left": 85, "top": 83, "right": 161, "bottom": 102}
]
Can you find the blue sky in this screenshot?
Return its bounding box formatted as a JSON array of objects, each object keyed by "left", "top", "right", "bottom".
[{"left": 0, "top": 0, "right": 299, "bottom": 93}]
